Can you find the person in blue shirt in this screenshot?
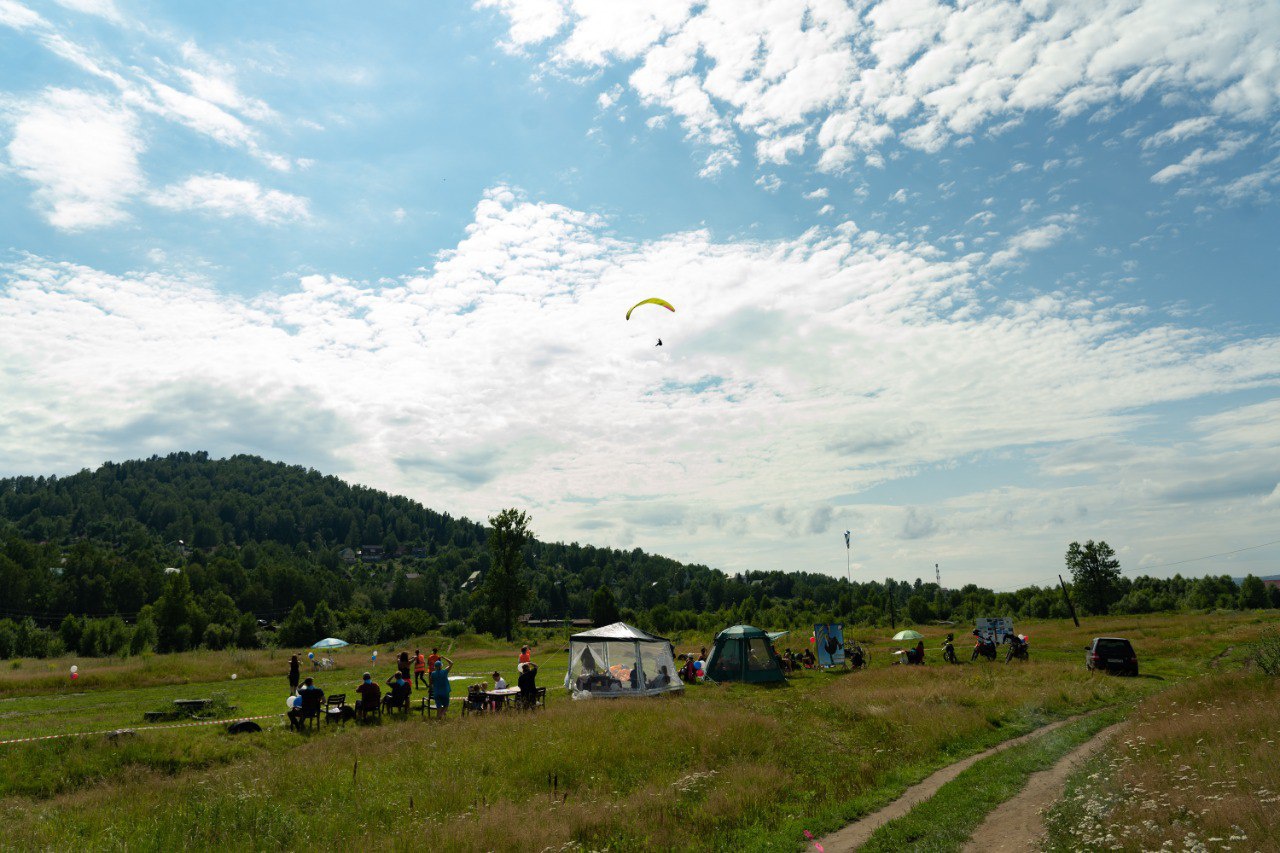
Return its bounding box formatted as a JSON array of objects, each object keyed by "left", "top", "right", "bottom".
[
  {"left": 288, "top": 677, "right": 324, "bottom": 730},
  {"left": 429, "top": 655, "right": 454, "bottom": 719}
]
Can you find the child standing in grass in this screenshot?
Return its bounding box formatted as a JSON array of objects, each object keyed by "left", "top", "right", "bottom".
[{"left": 288, "top": 654, "right": 300, "bottom": 692}]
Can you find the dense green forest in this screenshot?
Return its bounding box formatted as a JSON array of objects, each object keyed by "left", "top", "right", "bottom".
[{"left": 0, "top": 452, "right": 1275, "bottom": 659}]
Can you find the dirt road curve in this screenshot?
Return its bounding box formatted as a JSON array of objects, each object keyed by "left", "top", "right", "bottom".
[
  {"left": 818, "top": 715, "right": 1088, "bottom": 852},
  {"left": 961, "top": 722, "right": 1122, "bottom": 852}
]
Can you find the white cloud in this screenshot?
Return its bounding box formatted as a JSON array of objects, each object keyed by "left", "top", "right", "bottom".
[
  {"left": 474, "top": 0, "right": 567, "bottom": 48},
  {"left": 51, "top": 0, "right": 122, "bottom": 23},
  {"left": 987, "top": 214, "right": 1078, "bottom": 267},
  {"left": 148, "top": 174, "right": 311, "bottom": 224},
  {"left": 0, "top": 0, "right": 43, "bottom": 29},
  {"left": 485, "top": 0, "right": 1280, "bottom": 178},
  {"left": 6, "top": 88, "right": 143, "bottom": 230},
  {"left": 1150, "top": 132, "right": 1256, "bottom": 183},
  {"left": 3, "top": 5, "right": 289, "bottom": 168},
  {"left": 1, "top": 186, "right": 1277, "bottom": 578},
  {"left": 1142, "top": 116, "right": 1216, "bottom": 149},
  {"left": 755, "top": 173, "right": 782, "bottom": 192},
  {"left": 804, "top": 187, "right": 829, "bottom": 200}
]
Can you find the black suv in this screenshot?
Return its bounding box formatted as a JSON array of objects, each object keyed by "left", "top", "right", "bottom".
[{"left": 1086, "top": 637, "right": 1138, "bottom": 675}]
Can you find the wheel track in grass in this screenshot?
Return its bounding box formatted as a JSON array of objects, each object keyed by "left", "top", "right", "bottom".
[
  {"left": 817, "top": 712, "right": 1098, "bottom": 852},
  {"left": 961, "top": 721, "right": 1122, "bottom": 852}
]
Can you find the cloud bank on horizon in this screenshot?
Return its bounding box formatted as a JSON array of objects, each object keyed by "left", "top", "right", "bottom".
[{"left": 0, "top": 0, "right": 1277, "bottom": 586}]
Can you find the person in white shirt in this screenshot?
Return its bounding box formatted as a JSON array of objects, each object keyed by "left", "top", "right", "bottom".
[{"left": 492, "top": 670, "right": 507, "bottom": 690}]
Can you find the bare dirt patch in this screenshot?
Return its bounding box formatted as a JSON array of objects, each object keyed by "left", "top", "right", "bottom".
[
  {"left": 818, "top": 715, "right": 1088, "bottom": 852},
  {"left": 961, "top": 722, "right": 1122, "bottom": 852}
]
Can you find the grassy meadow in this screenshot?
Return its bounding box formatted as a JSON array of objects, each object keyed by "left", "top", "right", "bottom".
[
  {"left": 0, "top": 611, "right": 1275, "bottom": 850},
  {"left": 1044, "top": 640, "right": 1280, "bottom": 852}
]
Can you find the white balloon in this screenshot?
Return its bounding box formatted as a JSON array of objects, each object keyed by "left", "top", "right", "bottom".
[
  {"left": 70, "top": 665, "right": 78, "bottom": 674},
  {"left": 231, "top": 673, "right": 237, "bottom": 680}
]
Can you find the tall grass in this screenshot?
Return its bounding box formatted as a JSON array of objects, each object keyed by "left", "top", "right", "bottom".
[
  {"left": 1, "top": 610, "right": 1276, "bottom": 850},
  {"left": 1043, "top": 669, "right": 1280, "bottom": 852},
  {"left": 0, "top": 657, "right": 1145, "bottom": 851}
]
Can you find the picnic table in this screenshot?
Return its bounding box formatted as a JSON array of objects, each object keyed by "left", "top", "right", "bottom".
[
  {"left": 173, "top": 699, "right": 211, "bottom": 713},
  {"left": 483, "top": 687, "right": 521, "bottom": 710},
  {"left": 143, "top": 698, "right": 221, "bottom": 722}
]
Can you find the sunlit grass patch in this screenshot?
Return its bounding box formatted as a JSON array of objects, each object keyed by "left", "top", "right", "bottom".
[{"left": 1044, "top": 669, "right": 1280, "bottom": 852}]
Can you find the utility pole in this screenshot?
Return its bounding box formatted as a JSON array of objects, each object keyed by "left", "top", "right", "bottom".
[
  {"left": 844, "top": 530, "right": 851, "bottom": 583},
  {"left": 935, "top": 562, "right": 940, "bottom": 586},
  {"left": 1058, "top": 574, "right": 1080, "bottom": 627}
]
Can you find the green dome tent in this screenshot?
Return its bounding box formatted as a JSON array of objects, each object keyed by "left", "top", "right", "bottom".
[{"left": 705, "top": 625, "right": 786, "bottom": 683}]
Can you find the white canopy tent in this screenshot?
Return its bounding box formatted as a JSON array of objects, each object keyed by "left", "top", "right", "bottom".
[{"left": 565, "top": 622, "right": 683, "bottom": 699}]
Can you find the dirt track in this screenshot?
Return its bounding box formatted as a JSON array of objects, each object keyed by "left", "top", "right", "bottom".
[
  {"left": 961, "top": 722, "right": 1121, "bottom": 852},
  {"left": 818, "top": 715, "right": 1088, "bottom": 852}
]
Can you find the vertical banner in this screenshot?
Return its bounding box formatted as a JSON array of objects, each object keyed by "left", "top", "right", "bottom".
[{"left": 813, "top": 623, "right": 845, "bottom": 667}]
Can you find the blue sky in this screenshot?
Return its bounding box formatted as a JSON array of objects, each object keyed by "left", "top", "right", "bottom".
[{"left": 1, "top": 0, "right": 1278, "bottom": 587}]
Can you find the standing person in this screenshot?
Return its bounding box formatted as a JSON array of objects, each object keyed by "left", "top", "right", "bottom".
[
  {"left": 697, "top": 647, "right": 707, "bottom": 662},
  {"left": 518, "top": 645, "right": 532, "bottom": 668},
  {"left": 288, "top": 654, "right": 301, "bottom": 693},
  {"left": 413, "top": 648, "right": 428, "bottom": 690},
  {"left": 429, "top": 655, "right": 454, "bottom": 719},
  {"left": 427, "top": 647, "right": 441, "bottom": 670},
  {"left": 397, "top": 651, "right": 411, "bottom": 681}
]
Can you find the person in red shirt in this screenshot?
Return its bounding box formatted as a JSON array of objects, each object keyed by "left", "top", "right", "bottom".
[
  {"left": 355, "top": 672, "right": 380, "bottom": 719},
  {"left": 413, "top": 648, "right": 428, "bottom": 689},
  {"left": 518, "top": 645, "right": 532, "bottom": 668}
]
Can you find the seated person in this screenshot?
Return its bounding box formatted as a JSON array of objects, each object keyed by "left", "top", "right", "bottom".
[
  {"left": 382, "top": 672, "right": 411, "bottom": 711},
  {"left": 647, "top": 665, "right": 671, "bottom": 689},
  {"left": 680, "top": 655, "right": 697, "bottom": 682},
  {"left": 355, "top": 672, "right": 380, "bottom": 718},
  {"left": 492, "top": 670, "right": 508, "bottom": 690},
  {"left": 913, "top": 640, "right": 925, "bottom": 665},
  {"left": 802, "top": 648, "right": 816, "bottom": 668},
  {"left": 288, "top": 677, "right": 324, "bottom": 729},
  {"left": 517, "top": 662, "right": 538, "bottom": 704},
  {"left": 628, "top": 665, "right": 640, "bottom": 690}
]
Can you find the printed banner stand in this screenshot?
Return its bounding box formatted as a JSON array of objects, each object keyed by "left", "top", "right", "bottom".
[{"left": 813, "top": 623, "right": 845, "bottom": 667}]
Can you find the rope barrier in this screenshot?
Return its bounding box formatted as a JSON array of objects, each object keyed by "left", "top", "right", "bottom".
[{"left": 0, "top": 713, "right": 284, "bottom": 747}]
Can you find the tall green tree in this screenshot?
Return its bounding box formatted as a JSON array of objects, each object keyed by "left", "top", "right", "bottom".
[
  {"left": 1066, "top": 540, "right": 1122, "bottom": 615},
  {"left": 1239, "top": 574, "right": 1268, "bottom": 609},
  {"left": 154, "top": 571, "right": 196, "bottom": 652},
  {"left": 590, "top": 585, "right": 621, "bottom": 627},
  {"left": 277, "top": 601, "right": 313, "bottom": 648},
  {"left": 483, "top": 508, "right": 531, "bottom": 641}
]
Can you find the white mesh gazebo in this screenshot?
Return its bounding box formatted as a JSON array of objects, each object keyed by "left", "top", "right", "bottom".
[{"left": 565, "top": 622, "right": 683, "bottom": 699}]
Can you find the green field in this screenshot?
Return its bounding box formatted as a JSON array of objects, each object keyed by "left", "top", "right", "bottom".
[{"left": 0, "top": 611, "right": 1275, "bottom": 851}]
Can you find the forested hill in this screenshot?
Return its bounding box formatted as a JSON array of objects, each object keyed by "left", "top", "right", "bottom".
[
  {"left": 0, "top": 452, "right": 752, "bottom": 649},
  {"left": 0, "top": 453, "right": 1274, "bottom": 661},
  {"left": 1, "top": 451, "right": 486, "bottom": 555}
]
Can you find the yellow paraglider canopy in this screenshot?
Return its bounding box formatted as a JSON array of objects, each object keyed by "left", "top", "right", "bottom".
[{"left": 625, "top": 297, "right": 675, "bottom": 320}]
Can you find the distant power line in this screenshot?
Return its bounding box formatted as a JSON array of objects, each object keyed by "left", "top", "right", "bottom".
[
  {"left": 1134, "top": 537, "right": 1280, "bottom": 571},
  {"left": 988, "top": 536, "right": 1280, "bottom": 592}
]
